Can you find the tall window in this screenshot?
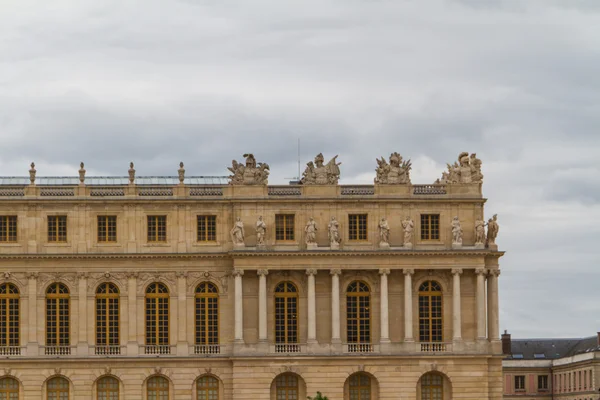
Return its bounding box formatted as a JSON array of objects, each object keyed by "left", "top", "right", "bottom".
[
  {"left": 421, "top": 373, "right": 443, "bottom": 400},
  {"left": 275, "top": 374, "right": 298, "bottom": 400},
  {"left": 348, "top": 214, "right": 368, "bottom": 241},
  {"left": 197, "top": 216, "right": 217, "bottom": 242},
  {"left": 418, "top": 281, "right": 442, "bottom": 342},
  {"left": 97, "top": 216, "right": 117, "bottom": 242},
  {"left": 349, "top": 373, "right": 371, "bottom": 400},
  {"left": 0, "top": 283, "right": 19, "bottom": 348},
  {"left": 0, "top": 216, "right": 17, "bottom": 242},
  {"left": 420, "top": 214, "right": 440, "bottom": 240},
  {"left": 147, "top": 216, "right": 167, "bottom": 242},
  {"left": 47, "top": 377, "right": 69, "bottom": 400},
  {"left": 538, "top": 375, "right": 548, "bottom": 391},
  {"left": 346, "top": 281, "right": 370, "bottom": 344},
  {"left": 147, "top": 376, "right": 169, "bottom": 400},
  {"left": 515, "top": 375, "right": 525, "bottom": 391},
  {"left": 48, "top": 216, "right": 67, "bottom": 242},
  {"left": 0, "top": 377, "right": 19, "bottom": 398},
  {"left": 96, "top": 283, "right": 119, "bottom": 349},
  {"left": 195, "top": 282, "right": 219, "bottom": 346},
  {"left": 197, "top": 376, "right": 219, "bottom": 400},
  {"left": 275, "top": 282, "right": 298, "bottom": 344},
  {"left": 275, "top": 214, "right": 295, "bottom": 241},
  {"left": 97, "top": 376, "right": 119, "bottom": 400},
  {"left": 46, "top": 283, "right": 69, "bottom": 347},
  {"left": 145, "top": 283, "right": 169, "bottom": 346}
]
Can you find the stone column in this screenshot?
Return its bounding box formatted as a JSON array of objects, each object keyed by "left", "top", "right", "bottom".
[
  {"left": 257, "top": 269, "right": 268, "bottom": 342},
  {"left": 26, "top": 272, "right": 38, "bottom": 355},
  {"left": 330, "top": 269, "right": 341, "bottom": 343},
  {"left": 306, "top": 269, "right": 317, "bottom": 344},
  {"left": 476, "top": 268, "right": 487, "bottom": 340},
  {"left": 403, "top": 269, "right": 414, "bottom": 342},
  {"left": 451, "top": 268, "right": 463, "bottom": 341},
  {"left": 176, "top": 272, "right": 188, "bottom": 355},
  {"left": 379, "top": 269, "right": 390, "bottom": 343},
  {"left": 126, "top": 272, "right": 138, "bottom": 355},
  {"left": 487, "top": 269, "right": 501, "bottom": 340},
  {"left": 77, "top": 273, "right": 89, "bottom": 355},
  {"left": 233, "top": 269, "right": 245, "bottom": 343}
]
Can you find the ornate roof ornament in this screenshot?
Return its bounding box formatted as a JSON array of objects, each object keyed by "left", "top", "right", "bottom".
[
  {"left": 300, "top": 153, "right": 341, "bottom": 185},
  {"left": 436, "top": 152, "right": 483, "bottom": 184},
  {"left": 227, "top": 154, "right": 269, "bottom": 185},
  {"left": 128, "top": 162, "right": 135, "bottom": 184},
  {"left": 374, "top": 152, "right": 411, "bottom": 184},
  {"left": 178, "top": 162, "right": 185, "bottom": 184},
  {"left": 79, "top": 162, "right": 86, "bottom": 183},
  {"left": 29, "top": 162, "right": 36, "bottom": 185}
]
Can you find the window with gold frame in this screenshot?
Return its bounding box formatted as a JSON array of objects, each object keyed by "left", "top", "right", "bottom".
[
  {"left": 145, "top": 283, "right": 169, "bottom": 346},
  {"left": 0, "top": 283, "right": 19, "bottom": 348},
  {"left": 96, "top": 283, "right": 119, "bottom": 347},
  {"left": 348, "top": 214, "right": 368, "bottom": 241},
  {"left": 97, "top": 376, "right": 119, "bottom": 400},
  {"left": 147, "top": 216, "right": 167, "bottom": 242},
  {"left": 0, "top": 376, "right": 19, "bottom": 398},
  {"left": 147, "top": 376, "right": 169, "bottom": 400},
  {"left": 196, "top": 375, "right": 219, "bottom": 400},
  {"left": 97, "top": 216, "right": 117, "bottom": 242},
  {"left": 46, "top": 283, "right": 69, "bottom": 347},
  {"left": 349, "top": 373, "right": 371, "bottom": 400},
  {"left": 275, "top": 374, "right": 298, "bottom": 400},
  {"left": 195, "top": 282, "right": 219, "bottom": 345},
  {"left": 421, "top": 373, "right": 443, "bottom": 400},
  {"left": 420, "top": 214, "right": 440, "bottom": 240},
  {"left": 346, "top": 281, "right": 370, "bottom": 344},
  {"left": 274, "top": 282, "right": 298, "bottom": 344},
  {"left": 48, "top": 215, "right": 67, "bottom": 242},
  {"left": 47, "top": 377, "right": 69, "bottom": 400},
  {"left": 0, "top": 216, "right": 17, "bottom": 242},
  {"left": 275, "top": 214, "right": 295, "bottom": 241},
  {"left": 418, "top": 281, "right": 442, "bottom": 342},
  {"left": 197, "top": 215, "right": 217, "bottom": 242}
]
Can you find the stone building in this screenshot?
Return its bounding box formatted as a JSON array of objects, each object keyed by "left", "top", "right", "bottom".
[
  {"left": 0, "top": 153, "right": 503, "bottom": 399},
  {"left": 502, "top": 331, "right": 600, "bottom": 400}
]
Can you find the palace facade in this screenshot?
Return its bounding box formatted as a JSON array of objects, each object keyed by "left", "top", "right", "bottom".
[{"left": 0, "top": 152, "right": 503, "bottom": 399}]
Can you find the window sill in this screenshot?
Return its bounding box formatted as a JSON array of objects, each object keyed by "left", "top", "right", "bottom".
[
  {"left": 94, "top": 243, "right": 123, "bottom": 247},
  {"left": 142, "top": 243, "right": 171, "bottom": 247},
  {"left": 192, "top": 241, "right": 221, "bottom": 247},
  {"left": 0, "top": 243, "right": 22, "bottom": 247},
  {"left": 44, "top": 242, "right": 70, "bottom": 247}
]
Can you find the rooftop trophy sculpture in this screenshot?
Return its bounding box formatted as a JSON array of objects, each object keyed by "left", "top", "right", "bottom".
[
  {"left": 374, "top": 152, "right": 412, "bottom": 184},
  {"left": 300, "top": 153, "right": 341, "bottom": 185},
  {"left": 228, "top": 154, "right": 270, "bottom": 185},
  {"left": 436, "top": 152, "right": 483, "bottom": 184}
]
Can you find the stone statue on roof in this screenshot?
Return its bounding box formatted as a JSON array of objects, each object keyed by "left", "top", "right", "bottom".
[
  {"left": 300, "top": 153, "right": 341, "bottom": 185},
  {"left": 436, "top": 152, "right": 483, "bottom": 184},
  {"left": 227, "top": 154, "right": 269, "bottom": 185},
  {"left": 375, "top": 152, "right": 411, "bottom": 184}
]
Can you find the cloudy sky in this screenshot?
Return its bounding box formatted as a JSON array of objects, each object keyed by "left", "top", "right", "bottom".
[{"left": 1, "top": 0, "right": 599, "bottom": 338}]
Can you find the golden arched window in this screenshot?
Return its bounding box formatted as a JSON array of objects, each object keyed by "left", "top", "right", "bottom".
[
  {"left": 274, "top": 282, "right": 298, "bottom": 344},
  {"left": 349, "top": 373, "right": 371, "bottom": 400},
  {"left": 419, "top": 281, "right": 442, "bottom": 342},
  {"left": 0, "top": 283, "right": 19, "bottom": 348},
  {"left": 196, "top": 375, "right": 219, "bottom": 400},
  {"left": 46, "top": 283, "right": 70, "bottom": 347},
  {"left": 275, "top": 374, "right": 298, "bottom": 400},
  {"left": 96, "top": 283, "right": 119, "bottom": 351},
  {"left": 346, "top": 281, "right": 370, "bottom": 344},
  {"left": 0, "top": 377, "right": 19, "bottom": 398},
  {"left": 195, "top": 282, "right": 219, "bottom": 346},
  {"left": 145, "top": 283, "right": 169, "bottom": 347},
  {"left": 421, "top": 373, "right": 443, "bottom": 400},
  {"left": 97, "top": 376, "right": 119, "bottom": 400},
  {"left": 147, "top": 376, "right": 169, "bottom": 400},
  {"left": 47, "top": 377, "right": 69, "bottom": 400}
]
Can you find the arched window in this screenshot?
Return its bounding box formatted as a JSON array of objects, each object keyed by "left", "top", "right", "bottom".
[
  {"left": 195, "top": 283, "right": 219, "bottom": 348},
  {"left": 274, "top": 282, "right": 298, "bottom": 344},
  {"left": 0, "top": 283, "right": 19, "bottom": 349},
  {"left": 46, "top": 283, "right": 70, "bottom": 348},
  {"left": 275, "top": 374, "right": 298, "bottom": 400},
  {"left": 96, "top": 283, "right": 119, "bottom": 353},
  {"left": 97, "top": 376, "right": 119, "bottom": 400},
  {"left": 196, "top": 376, "right": 219, "bottom": 400},
  {"left": 145, "top": 283, "right": 169, "bottom": 348},
  {"left": 346, "top": 281, "right": 370, "bottom": 344},
  {"left": 147, "top": 376, "right": 169, "bottom": 400},
  {"left": 47, "top": 377, "right": 69, "bottom": 400},
  {"left": 421, "top": 373, "right": 443, "bottom": 400},
  {"left": 349, "top": 373, "right": 371, "bottom": 400},
  {"left": 418, "top": 281, "right": 442, "bottom": 342},
  {"left": 0, "top": 377, "right": 19, "bottom": 398}
]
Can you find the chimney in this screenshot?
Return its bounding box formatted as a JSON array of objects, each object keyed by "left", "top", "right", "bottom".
[
  {"left": 502, "top": 330, "right": 512, "bottom": 355},
  {"left": 597, "top": 332, "right": 600, "bottom": 346}
]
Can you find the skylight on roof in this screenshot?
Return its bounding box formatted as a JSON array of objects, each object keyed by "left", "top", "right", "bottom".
[
  {"left": 512, "top": 353, "right": 524, "bottom": 359},
  {"left": 534, "top": 353, "right": 546, "bottom": 359}
]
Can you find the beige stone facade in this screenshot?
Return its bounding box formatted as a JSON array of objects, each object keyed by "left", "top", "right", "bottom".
[{"left": 0, "top": 167, "right": 503, "bottom": 399}]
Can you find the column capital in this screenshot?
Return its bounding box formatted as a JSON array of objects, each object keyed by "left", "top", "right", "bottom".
[
  {"left": 233, "top": 269, "right": 245, "bottom": 277},
  {"left": 378, "top": 268, "right": 390, "bottom": 276},
  {"left": 403, "top": 268, "right": 414, "bottom": 276},
  {"left": 257, "top": 269, "right": 269, "bottom": 277},
  {"left": 306, "top": 269, "right": 317, "bottom": 276},
  {"left": 451, "top": 268, "right": 463, "bottom": 276},
  {"left": 475, "top": 267, "right": 486, "bottom": 276},
  {"left": 487, "top": 269, "right": 501, "bottom": 277},
  {"left": 330, "top": 269, "right": 341, "bottom": 276}
]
